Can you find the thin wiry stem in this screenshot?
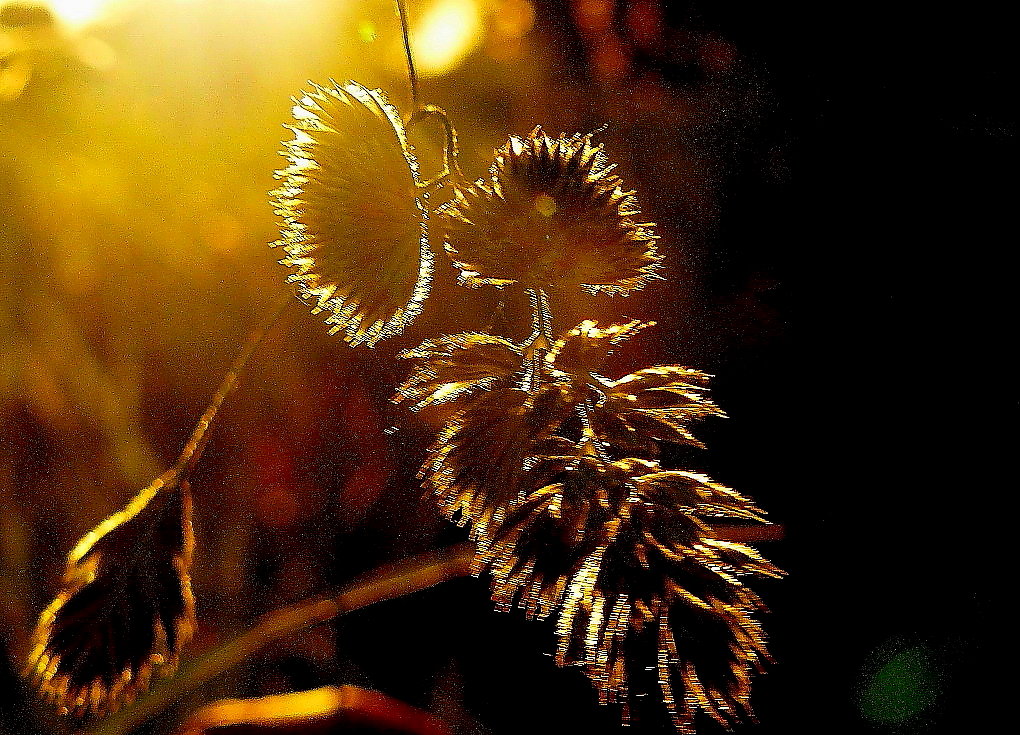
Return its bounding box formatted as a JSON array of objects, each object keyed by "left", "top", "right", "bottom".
[
  {"left": 172, "top": 293, "right": 291, "bottom": 479},
  {"left": 81, "top": 544, "right": 474, "bottom": 735},
  {"left": 396, "top": 0, "right": 420, "bottom": 112}
]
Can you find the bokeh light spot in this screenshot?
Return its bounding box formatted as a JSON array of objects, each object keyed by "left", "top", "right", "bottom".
[
  {"left": 859, "top": 643, "right": 940, "bottom": 725},
  {"left": 534, "top": 193, "right": 557, "bottom": 217},
  {"left": 45, "top": 0, "right": 117, "bottom": 28},
  {"left": 412, "top": 0, "right": 482, "bottom": 76},
  {"left": 358, "top": 18, "right": 376, "bottom": 42}
]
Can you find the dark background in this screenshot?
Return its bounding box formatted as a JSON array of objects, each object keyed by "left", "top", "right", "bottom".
[{"left": 1, "top": 1, "right": 1012, "bottom": 733}]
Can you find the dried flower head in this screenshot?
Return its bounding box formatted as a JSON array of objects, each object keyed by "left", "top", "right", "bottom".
[
  {"left": 544, "top": 322, "right": 725, "bottom": 458},
  {"left": 422, "top": 384, "right": 579, "bottom": 542},
  {"left": 394, "top": 332, "right": 525, "bottom": 412},
  {"left": 479, "top": 453, "right": 646, "bottom": 620},
  {"left": 592, "top": 365, "right": 726, "bottom": 458},
  {"left": 442, "top": 127, "right": 662, "bottom": 293},
  {"left": 476, "top": 445, "right": 781, "bottom": 731},
  {"left": 271, "top": 80, "right": 431, "bottom": 346},
  {"left": 547, "top": 319, "right": 654, "bottom": 380},
  {"left": 26, "top": 476, "right": 195, "bottom": 717},
  {"left": 554, "top": 467, "right": 782, "bottom": 732}
]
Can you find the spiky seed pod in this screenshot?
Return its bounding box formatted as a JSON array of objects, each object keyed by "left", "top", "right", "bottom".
[
  {"left": 479, "top": 453, "right": 652, "bottom": 620},
  {"left": 26, "top": 475, "right": 195, "bottom": 717},
  {"left": 545, "top": 322, "right": 725, "bottom": 458},
  {"left": 593, "top": 366, "right": 726, "bottom": 457},
  {"left": 394, "top": 333, "right": 524, "bottom": 412},
  {"left": 472, "top": 445, "right": 780, "bottom": 730},
  {"left": 422, "top": 385, "right": 580, "bottom": 542},
  {"left": 271, "top": 80, "right": 431, "bottom": 346},
  {"left": 547, "top": 319, "right": 655, "bottom": 381},
  {"left": 442, "top": 127, "right": 662, "bottom": 293},
  {"left": 555, "top": 468, "right": 782, "bottom": 732}
]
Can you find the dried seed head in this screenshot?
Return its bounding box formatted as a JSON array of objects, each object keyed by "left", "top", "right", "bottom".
[
  {"left": 423, "top": 386, "right": 579, "bottom": 541},
  {"left": 547, "top": 319, "right": 655, "bottom": 379},
  {"left": 442, "top": 127, "right": 662, "bottom": 293},
  {"left": 475, "top": 447, "right": 781, "bottom": 732},
  {"left": 395, "top": 333, "right": 525, "bottom": 412},
  {"left": 592, "top": 365, "right": 727, "bottom": 458},
  {"left": 554, "top": 467, "right": 782, "bottom": 732},
  {"left": 479, "top": 454, "right": 653, "bottom": 620},
  {"left": 26, "top": 476, "right": 195, "bottom": 717},
  {"left": 271, "top": 80, "right": 432, "bottom": 346}
]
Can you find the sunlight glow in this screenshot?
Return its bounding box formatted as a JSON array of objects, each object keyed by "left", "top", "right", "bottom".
[
  {"left": 46, "top": 0, "right": 120, "bottom": 28},
  {"left": 412, "top": 0, "right": 483, "bottom": 76}
]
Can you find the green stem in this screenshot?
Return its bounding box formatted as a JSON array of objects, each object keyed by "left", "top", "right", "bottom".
[{"left": 82, "top": 544, "right": 474, "bottom": 735}]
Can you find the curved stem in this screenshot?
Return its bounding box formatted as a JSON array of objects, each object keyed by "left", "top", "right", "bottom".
[
  {"left": 396, "top": 0, "right": 419, "bottom": 112},
  {"left": 172, "top": 293, "right": 292, "bottom": 479},
  {"left": 525, "top": 287, "right": 553, "bottom": 346},
  {"left": 409, "top": 105, "right": 466, "bottom": 186},
  {"left": 82, "top": 544, "right": 474, "bottom": 735}
]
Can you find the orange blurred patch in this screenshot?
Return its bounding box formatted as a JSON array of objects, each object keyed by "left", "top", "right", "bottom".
[{"left": 178, "top": 685, "right": 452, "bottom": 735}]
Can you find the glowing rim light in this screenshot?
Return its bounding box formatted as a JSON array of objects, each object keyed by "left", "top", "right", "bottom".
[{"left": 412, "top": 0, "right": 483, "bottom": 76}]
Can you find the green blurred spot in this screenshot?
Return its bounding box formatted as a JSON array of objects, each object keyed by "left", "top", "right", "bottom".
[
  {"left": 859, "top": 645, "right": 938, "bottom": 725},
  {"left": 358, "top": 20, "right": 377, "bottom": 43}
]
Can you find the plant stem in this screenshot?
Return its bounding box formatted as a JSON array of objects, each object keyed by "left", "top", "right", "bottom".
[
  {"left": 172, "top": 293, "right": 291, "bottom": 479},
  {"left": 396, "top": 0, "right": 420, "bottom": 112},
  {"left": 521, "top": 288, "right": 553, "bottom": 392},
  {"left": 409, "top": 105, "right": 465, "bottom": 184},
  {"left": 82, "top": 544, "right": 475, "bottom": 735}
]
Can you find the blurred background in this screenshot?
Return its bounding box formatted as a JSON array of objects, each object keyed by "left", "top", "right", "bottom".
[{"left": 0, "top": 1, "right": 1012, "bottom": 733}]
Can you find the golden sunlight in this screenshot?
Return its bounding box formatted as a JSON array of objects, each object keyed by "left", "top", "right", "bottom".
[
  {"left": 45, "top": 0, "right": 122, "bottom": 28},
  {"left": 412, "top": 0, "right": 483, "bottom": 76}
]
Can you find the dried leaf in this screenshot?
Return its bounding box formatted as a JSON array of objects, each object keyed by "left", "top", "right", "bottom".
[{"left": 26, "top": 472, "right": 195, "bottom": 716}]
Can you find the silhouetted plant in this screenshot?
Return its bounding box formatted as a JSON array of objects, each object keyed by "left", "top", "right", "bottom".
[{"left": 26, "top": 2, "right": 781, "bottom": 732}]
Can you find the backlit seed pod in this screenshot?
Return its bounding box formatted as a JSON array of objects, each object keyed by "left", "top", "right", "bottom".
[
  {"left": 442, "top": 127, "right": 662, "bottom": 293},
  {"left": 271, "top": 80, "right": 432, "bottom": 346},
  {"left": 27, "top": 476, "right": 195, "bottom": 717},
  {"left": 554, "top": 467, "right": 782, "bottom": 732},
  {"left": 547, "top": 319, "right": 654, "bottom": 381}
]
